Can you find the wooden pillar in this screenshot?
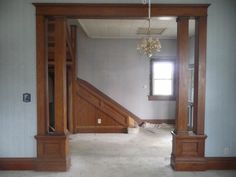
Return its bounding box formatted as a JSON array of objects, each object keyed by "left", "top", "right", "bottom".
[
  {"left": 36, "top": 15, "right": 49, "bottom": 135},
  {"left": 171, "top": 16, "right": 207, "bottom": 171},
  {"left": 193, "top": 16, "right": 207, "bottom": 135},
  {"left": 175, "top": 17, "right": 189, "bottom": 134},
  {"left": 54, "top": 17, "right": 68, "bottom": 134},
  {"left": 35, "top": 16, "right": 71, "bottom": 171}
]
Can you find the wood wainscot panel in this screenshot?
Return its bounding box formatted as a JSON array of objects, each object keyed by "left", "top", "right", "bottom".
[
  {"left": 0, "top": 158, "right": 35, "bottom": 170},
  {"left": 35, "top": 134, "right": 71, "bottom": 171},
  {"left": 206, "top": 157, "right": 236, "bottom": 170},
  {"left": 171, "top": 131, "right": 207, "bottom": 171}
]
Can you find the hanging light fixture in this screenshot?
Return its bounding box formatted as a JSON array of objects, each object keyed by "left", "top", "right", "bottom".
[{"left": 137, "top": 0, "right": 161, "bottom": 58}]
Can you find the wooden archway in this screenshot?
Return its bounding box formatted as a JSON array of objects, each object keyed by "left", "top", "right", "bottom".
[{"left": 34, "top": 3, "right": 209, "bottom": 171}]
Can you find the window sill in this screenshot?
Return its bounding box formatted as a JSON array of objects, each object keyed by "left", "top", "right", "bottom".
[{"left": 148, "top": 95, "right": 176, "bottom": 101}]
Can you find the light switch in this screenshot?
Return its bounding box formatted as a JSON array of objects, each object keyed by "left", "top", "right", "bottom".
[{"left": 23, "top": 93, "right": 31, "bottom": 103}]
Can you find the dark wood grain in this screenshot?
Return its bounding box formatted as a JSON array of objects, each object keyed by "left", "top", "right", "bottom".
[
  {"left": 0, "top": 158, "right": 35, "bottom": 170},
  {"left": 36, "top": 15, "right": 49, "bottom": 135},
  {"left": 33, "top": 3, "right": 209, "bottom": 17},
  {"left": 207, "top": 157, "right": 236, "bottom": 170},
  {"left": 54, "top": 17, "right": 67, "bottom": 134},
  {"left": 193, "top": 16, "right": 207, "bottom": 135},
  {"left": 175, "top": 17, "right": 189, "bottom": 134}
]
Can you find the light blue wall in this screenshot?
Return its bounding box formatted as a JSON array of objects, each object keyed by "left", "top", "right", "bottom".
[{"left": 0, "top": 0, "right": 235, "bottom": 157}]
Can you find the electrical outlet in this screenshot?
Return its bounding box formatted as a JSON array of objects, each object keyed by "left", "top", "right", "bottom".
[
  {"left": 224, "top": 147, "right": 230, "bottom": 155},
  {"left": 97, "top": 118, "right": 102, "bottom": 124}
]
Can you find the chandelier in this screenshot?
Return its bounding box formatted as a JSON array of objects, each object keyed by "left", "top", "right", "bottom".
[{"left": 137, "top": 0, "right": 161, "bottom": 58}]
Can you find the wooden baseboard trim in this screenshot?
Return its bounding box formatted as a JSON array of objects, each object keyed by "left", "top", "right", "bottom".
[
  {"left": 142, "top": 119, "right": 175, "bottom": 124},
  {"left": 35, "top": 157, "right": 71, "bottom": 171},
  {"left": 206, "top": 157, "right": 236, "bottom": 170},
  {"left": 0, "top": 158, "right": 35, "bottom": 170},
  {"left": 171, "top": 155, "right": 207, "bottom": 171}
]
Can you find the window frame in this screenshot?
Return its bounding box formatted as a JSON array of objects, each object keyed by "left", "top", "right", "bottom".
[{"left": 149, "top": 58, "right": 176, "bottom": 101}]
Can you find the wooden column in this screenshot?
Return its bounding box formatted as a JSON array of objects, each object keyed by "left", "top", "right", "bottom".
[
  {"left": 36, "top": 15, "right": 49, "bottom": 135},
  {"left": 171, "top": 16, "right": 207, "bottom": 171},
  {"left": 175, "top": 17, "right": 189, "bottom": 134},
  {"left": 54, "top": 17, "right": 68, "bottom": 134},
  {"left": 193, "top": 16, "right": 207, "bottom": 135},
  {"left": 35, "top": 17, "right": 71, "bottom": 171}
]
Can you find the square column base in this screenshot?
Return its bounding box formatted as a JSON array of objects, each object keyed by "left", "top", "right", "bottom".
[
  {"left": 35, "top": 134, "right": 71, "bottom": 171},
  {"left": 171, "top": 131, "right": 207, "bottom": 171}
]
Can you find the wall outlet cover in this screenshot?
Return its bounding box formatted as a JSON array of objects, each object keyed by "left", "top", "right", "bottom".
[{"left": 97, "top": 118, "right": 102, "bottom": 124}]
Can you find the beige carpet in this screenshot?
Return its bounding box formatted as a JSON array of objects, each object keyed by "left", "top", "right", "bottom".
[{"left": 0, "top": 127, "right": 235, "bottom": 177}]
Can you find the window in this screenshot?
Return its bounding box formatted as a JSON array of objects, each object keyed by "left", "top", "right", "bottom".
[{"left": 149, "top": 59, "right": 176, "bottom": 100}]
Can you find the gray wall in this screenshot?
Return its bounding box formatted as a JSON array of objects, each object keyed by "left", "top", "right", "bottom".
[
  {"left": 0, "top": 0, "right": 236, "bottom": 157},
  {"left": 77, "top": 26, "right": 177, "bottom": 120}
]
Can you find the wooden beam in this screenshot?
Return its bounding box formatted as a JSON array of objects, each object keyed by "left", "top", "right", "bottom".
[
  {"left": 33, "top": 3, "right": 209, "bottom": 17},
  {"left": 193, "top": 16, "right": 207, "bottom": 135},
  {"left": 175, "top": 17, "right": 189, "bottom": 134},
  {"left": 54, "top": 17, "right": 67, "bottom": 134},
  {"left": 36, "top": 15, "right": 49, "bottom": 135}
]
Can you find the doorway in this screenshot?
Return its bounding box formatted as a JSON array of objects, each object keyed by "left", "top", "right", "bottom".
[{"left": 34, "top": 3, "right": 209, "bottom": 171}]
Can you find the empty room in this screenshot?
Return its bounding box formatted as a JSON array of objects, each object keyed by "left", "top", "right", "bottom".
[{"left": 0, "top": 0, "right": 236, "bottom": 177}]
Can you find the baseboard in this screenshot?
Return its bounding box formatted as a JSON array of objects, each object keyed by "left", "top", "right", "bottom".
[
  {"left": 206, "top": 157, "right": 236, "bottom": 170},
  {"left": 0, "top": 158, "right": 35, "bottom": 170},
  {"left": 35, "top": 158, "right": 71, "bottom": 171},
  {"left": 142, "top": 119, "right": 175, "bottom": 124}
]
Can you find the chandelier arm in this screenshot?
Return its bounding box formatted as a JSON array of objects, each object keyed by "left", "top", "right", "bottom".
[
  {"left": 148, "top": 0, "right": 151, "bottom": 20},
  {"left": 137, "top": 0, "right": 161, "bottom": 58}
]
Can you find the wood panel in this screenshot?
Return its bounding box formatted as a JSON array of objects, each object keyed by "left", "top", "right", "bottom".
[
  {"left": 0, "top": 158, "right": 35, "bottom": 170},
  {"left": 77, "top": 97, "right": 97, "bottom": 127},
  {"left": 35, "top": 135, "right": 70, "bottom": 171},
  {"left": 193, "top": 16, "right": 207, "bottom": 135},
  {"left": 54, "top": 17, "right": 67, "bottom": 134},
  {"left": 75, "top": 79, "right": 139, "bottom": 133},
  {"left": 36, "top": 15, "right": 49, "bottom": 135},
  {"left": 206, "top": 157, "right": 236, "bottom": 170},
  {"left": 34, "top": 4, "right": 209, "bottom": 17},
  {"left": 171, "top": 131, "right": 207, "bottom": 171},
  {"left": 175, "top": 17, "right": 189, "bottom": 134},
  {"left": 78, "top": 79, "right": 142, "bottom": 124}
]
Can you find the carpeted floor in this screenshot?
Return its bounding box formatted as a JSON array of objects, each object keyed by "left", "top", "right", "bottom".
[{"left": 0, "top": 126, "right": 235, "bottom": 177}]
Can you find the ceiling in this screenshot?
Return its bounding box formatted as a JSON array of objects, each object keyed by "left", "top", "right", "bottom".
[{"left": 78, "top": 18, "right": 195, "bottom": 39}]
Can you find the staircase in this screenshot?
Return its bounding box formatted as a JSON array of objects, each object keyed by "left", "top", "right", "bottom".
[{"left": 74, "top": 78, "right": 142, "bottom": 133}]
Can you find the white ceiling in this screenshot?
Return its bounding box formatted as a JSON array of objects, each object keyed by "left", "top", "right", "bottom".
[{"left": 78, "top": 18, "right": 195, "bottom": 39}]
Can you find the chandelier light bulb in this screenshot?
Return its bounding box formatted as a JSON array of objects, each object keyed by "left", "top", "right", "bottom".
[{"left": 137, "top": 37, "right": 161, "bottom": 58}]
